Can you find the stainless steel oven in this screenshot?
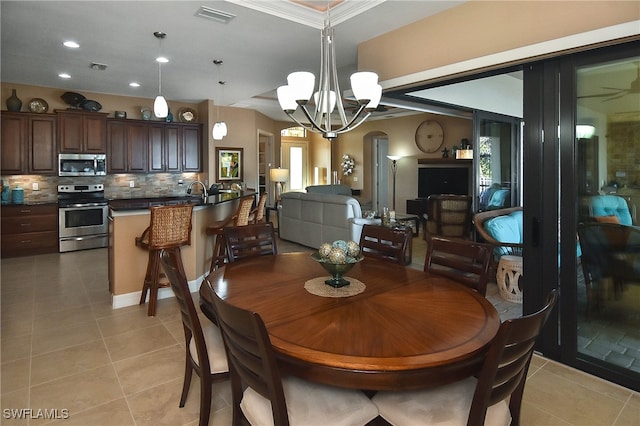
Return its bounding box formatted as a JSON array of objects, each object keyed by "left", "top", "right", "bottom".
[{"left": 58, "top": 184, "right": 108, "bottom": 252}]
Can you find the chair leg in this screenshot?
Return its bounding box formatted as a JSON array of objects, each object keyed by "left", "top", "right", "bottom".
[
  {"left": 180, "top": 350, "right": 193, "bottom": 407},
  {"left": 209, "top": 232, "right": 227, "bottom": 273},
  {"left": 147, "top": 250, "right": 162, "bottom": 316},
  {"left": 199, "top": 370, "right": 212, "bottom": 426},
  {"left": 139, "top": 250, "right": 154, "bottom": 305}
]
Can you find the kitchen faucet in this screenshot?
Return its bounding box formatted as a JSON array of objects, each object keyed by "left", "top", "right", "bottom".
[{"left": 186, "top": 180, "right": 208, "bottom": 203}]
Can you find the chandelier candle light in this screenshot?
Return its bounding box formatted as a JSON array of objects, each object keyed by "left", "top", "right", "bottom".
[
  {"left": 153, "top": 31, "right": 169, "bottom": 118},
  {"left": 277, "top": 18, "right": 382, "bottom": 141}
]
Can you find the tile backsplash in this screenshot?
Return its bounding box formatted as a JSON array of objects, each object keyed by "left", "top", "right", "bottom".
[{"left": 1, "top": 173, "right": 206, "bottom": 203}]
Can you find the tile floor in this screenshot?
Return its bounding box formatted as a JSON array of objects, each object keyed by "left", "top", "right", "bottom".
[{"left": 1, "top": 236, "right": 639, "bottom": 425}]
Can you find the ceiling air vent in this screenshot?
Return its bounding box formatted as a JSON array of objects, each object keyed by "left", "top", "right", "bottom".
[
  {"left": 195, "top": 6, "right": 236, "bottom": 24},
  {"left": 90, "top": 62, "right": 108, "bottom": 71}
]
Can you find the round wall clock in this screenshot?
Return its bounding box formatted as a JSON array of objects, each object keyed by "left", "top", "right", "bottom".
[{"left": 415, "top": 120, "right": 444, "bottom": 153}]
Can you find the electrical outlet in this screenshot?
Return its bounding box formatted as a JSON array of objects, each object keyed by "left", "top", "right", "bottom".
[
  {"left": 129, "top": 180, "right": 135, "bottom": 188},
  {"left": 32, "top": 182, "right": 39, "bottom": 191},
  {"left": 353, "top": 177, "right": 358, "bottom": 182}
]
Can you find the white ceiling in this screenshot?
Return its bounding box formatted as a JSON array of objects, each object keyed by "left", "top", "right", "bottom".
[{"left": 0, "top": 0, "right": 464, "bottom": 121}]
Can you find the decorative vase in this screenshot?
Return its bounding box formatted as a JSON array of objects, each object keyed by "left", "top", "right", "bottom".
[
  {"left": 6, "top": 89, "right": 22, "bottom": 112},
  {"left": 311, "top": 252, "right": 363, "bottom": 288},
  {"left": 165, "top": 109, "right": 173, "bottom": 123}
]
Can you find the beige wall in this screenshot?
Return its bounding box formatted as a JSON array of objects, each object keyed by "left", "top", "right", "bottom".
[
  {"left": 333, "top": 113, "right": 472, "bottom": 212},
  {"left": 359, "top": 1, "right": 640, "bottom": 83}
]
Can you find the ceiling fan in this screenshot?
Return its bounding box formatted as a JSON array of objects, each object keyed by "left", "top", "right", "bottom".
[{"left": 578, "top": 64, "right": 640, "bottom": 101}]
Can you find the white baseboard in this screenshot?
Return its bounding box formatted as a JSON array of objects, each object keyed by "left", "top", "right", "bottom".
[{"left": 111, "top": 274, "right": 205, "bottom": 309}]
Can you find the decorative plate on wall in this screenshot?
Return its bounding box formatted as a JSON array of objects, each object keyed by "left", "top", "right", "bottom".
[
  {"left": 415, "top": 120, "right": 444, "bottom": 153},
  {"left": 28, "top": 98, "right": 49, "bottom": 113},
  {"left": 177, "top": 107, "right": 197, "bottom": 122}
]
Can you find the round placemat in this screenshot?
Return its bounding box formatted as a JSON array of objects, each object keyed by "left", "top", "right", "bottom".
[{"left": 304, "top": 277, "right": 365, "bottom": 298}]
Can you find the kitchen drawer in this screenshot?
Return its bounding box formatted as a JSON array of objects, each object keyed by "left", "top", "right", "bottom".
[
  {"left": 1, "top": 204, "right": 58, "bottom": 217},
  {"left": 1, "top": 204, "right": 58, "bottom": 257},
  {"left": 1, "top": 230, "right": 58, "bottom": 257},
  {"left": 2, "top": 215, "right": 57, "bottom": 234}
]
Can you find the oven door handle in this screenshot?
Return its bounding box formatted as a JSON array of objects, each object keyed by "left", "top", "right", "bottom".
[{"left": 60, "top": 202, "right": 108, "bottom": 209}]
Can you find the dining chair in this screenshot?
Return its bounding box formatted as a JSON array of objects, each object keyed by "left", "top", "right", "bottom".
[
  {"left": 135, "top": 204, "right": 193, "bottom": 316},
  {"left": 359, "top": 224, "right": 411, "bottom": 265},
  {"left": 424, "top": 236, "right": 493, "bottom": 296},
  {"left": 206, "top": 196, "right": 255, "bottom": 272},
  {"left": 223, "top": 222, "right": 278, "bottom": 263},
  {"left": 248, "top": 192, "right": 268, "bottom": 224},
  {"left": 159, "top": 249, "right": 229, "bottom": 426},
  {"left": 372, "top": 289, "right": 558, "bottom": 426},
  {"left": 203, "top": 279, "right": 379, "bottom": 426}
]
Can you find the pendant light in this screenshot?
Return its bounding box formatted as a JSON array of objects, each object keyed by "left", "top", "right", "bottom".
[
  {"left": 153, "top": 31, "right": 169, "bottom": 118},
  {"left": 212, "top": 59, "right": 227, "bottom": 140}
]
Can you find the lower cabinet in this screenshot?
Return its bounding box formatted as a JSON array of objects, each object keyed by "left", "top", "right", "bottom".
[{"left": 1, "top": 204, "right": 58, "bottom": 258}]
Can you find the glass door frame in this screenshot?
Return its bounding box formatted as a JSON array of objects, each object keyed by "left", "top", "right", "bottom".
[{"left": 523, "top": 40, "right": 640, "bottom": 391}]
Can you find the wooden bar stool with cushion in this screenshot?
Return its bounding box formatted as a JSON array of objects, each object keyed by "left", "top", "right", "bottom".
[
  {"left": 206, "top": 196, "right": 255, "bottom": 272},
  {"left": 135, "top": 204, "right": 194, "bottom": 316}
]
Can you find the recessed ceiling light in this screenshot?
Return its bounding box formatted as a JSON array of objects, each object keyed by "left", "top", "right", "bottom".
[
  {"left": 63, "top": 41, "right": 79, "bottom": 48},
  {"left": 129, "top": 82, "right": 140, "bottom": 87},
  {"left": 58, "top": 73, "right": 71, "bottom": 79},
  {"left": 155, "top": 56, "right": 169, "bottom": 63}
]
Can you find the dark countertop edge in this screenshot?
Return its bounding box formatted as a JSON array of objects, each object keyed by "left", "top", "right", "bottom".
[
  {"left": 108, "top": 191, "right": 256, "bottom": 211},
  {"left": 1, "top": 201, "right": 57, "bottom": 206}
]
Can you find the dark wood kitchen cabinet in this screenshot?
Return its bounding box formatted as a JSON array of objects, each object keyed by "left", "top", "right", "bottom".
[
  {"left": 1, "top": 203, "right": 58, "bottom": 258},
  {"left": 107, "top": 120, "right": 148, "bottom": 173},
  {"left": 182, "top": 124, "right": 202, "bottom": 172},
  {"left": 1, "top": 112, "right": 57, "bottom": 175},
  {"left": 108, "top": 119, "right": 201, "bottom": 173},
  {"left": 149, "top": 123, "right": 181, "bottom": 172},
  {"left": 57, "top": 110, "right": 107, "bottom": 153}
]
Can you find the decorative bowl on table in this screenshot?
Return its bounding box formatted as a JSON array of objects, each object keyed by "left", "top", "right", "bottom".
[{"left": 311, "top": 240, "right": 363, "bottom": 288}]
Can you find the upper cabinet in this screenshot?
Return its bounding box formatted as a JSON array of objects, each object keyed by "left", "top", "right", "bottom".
[
  {"left": 57, "top": 110, "right": 108, "bottom": 153},
  {"left": 1, "top": 112, "right": 57, "bottom": 175},
  {"left": 108, "top": 119, "right": 201, "bottom": 174},
  {"left": 181, "top": 124, "right": 202, "bottom": 172}
]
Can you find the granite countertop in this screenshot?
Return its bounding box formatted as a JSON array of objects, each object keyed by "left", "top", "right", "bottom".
[
  {"left": 108, "top": 191, "right": 256, "bottom": 211},
  {"left": 1, "top": 200, "right": 58, "bottom": 206}
]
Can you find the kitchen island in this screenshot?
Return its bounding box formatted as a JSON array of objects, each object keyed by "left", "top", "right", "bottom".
[{"left": 108, "top": 191, "right": 256, "bottom": 309}]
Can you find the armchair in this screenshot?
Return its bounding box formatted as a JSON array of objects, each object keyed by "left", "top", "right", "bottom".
[
  {"left": 585, "top": 194, "right": 635, "bottom": 226},
  {"left": 423, "top": 194, "right": 473, "bottom": 243}
]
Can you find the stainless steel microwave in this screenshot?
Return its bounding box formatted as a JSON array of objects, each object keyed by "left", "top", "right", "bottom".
[{"left": 58, "top": 153, "right": 107, "bottom": 176}]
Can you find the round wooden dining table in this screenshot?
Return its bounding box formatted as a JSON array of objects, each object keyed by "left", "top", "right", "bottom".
[{"left": 200, "top": 252, "right": 500, "bottom": 391}]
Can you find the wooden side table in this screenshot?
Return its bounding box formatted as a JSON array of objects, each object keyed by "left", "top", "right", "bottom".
[{"left": 395, "top": 213, "right": 420, "bottom": 236}]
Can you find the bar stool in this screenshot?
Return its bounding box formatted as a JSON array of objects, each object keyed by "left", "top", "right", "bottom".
[
  {"left": 248, "top": 192, "right": 268, "bottom": 224},
  {"left": 135, "top": 204, "right": 194, "bottom": 316},
  {"left": 206, "top": 196, "right": 254, "bottom": 272}
]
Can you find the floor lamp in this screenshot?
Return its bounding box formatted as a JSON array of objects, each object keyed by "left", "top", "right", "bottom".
[
  {"left": 270, "top": 168, "right": 289, "bottom": 204},
  {"left": 387, "top": 155, "right": 403, "bottom": 210}
]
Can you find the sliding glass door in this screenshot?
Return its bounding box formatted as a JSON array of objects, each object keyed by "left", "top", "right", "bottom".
[
  {"left": 473, "top": 111, "right": 521, "bottom": 212},
  {"left": 524, "top": 40, "right": 640, "bottom": 391}
]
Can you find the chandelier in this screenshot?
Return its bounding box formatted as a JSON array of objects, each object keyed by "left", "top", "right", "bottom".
[{"left": 277, "top": 19, "right": 382, "bottom": 141}]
